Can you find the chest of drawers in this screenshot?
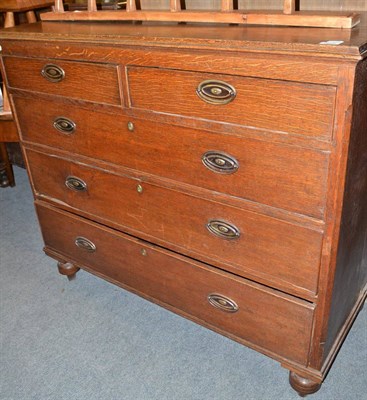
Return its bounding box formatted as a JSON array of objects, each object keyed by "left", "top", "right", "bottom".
[{"left": 1, "top": 20, "right": 366, "bottom": 397}]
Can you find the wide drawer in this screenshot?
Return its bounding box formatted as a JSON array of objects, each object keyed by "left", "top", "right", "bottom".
[
  {"left": 36, "top": 202, "right": 314, "bottom": 365},
  {"left": 15, "top": 96, "right": 329, "bottom": 219},
  {"left": 3, "top": 56, "right": 121, "bottom": 105},
  {"left": 127, "top": 66, "right": 336, "bottom": 140},
  {"left": 26, "top": 149, "right": 323, "bottom": 297}
]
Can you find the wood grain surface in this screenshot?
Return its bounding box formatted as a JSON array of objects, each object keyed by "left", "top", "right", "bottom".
[
  {"left": 141, "top": 0, "right": 367, "bottom": 11},
  {"left": 3, "top": 56, "right": 122, "bottom": 106},
  {"left": 1, "top": 19, "right": 366, "bottom": 58},
  {"left": 37, "top": 201, "right": 315, "bottom": 365},
  {"left": 1, "top": 16, "right": 366, "bottom": 394},
  {"left": 127, "top": 67, "right": 336, "bottom": 139},
  {"left": 14, "top": 95, "right": 330, "bottom": 219},
  {"left": 26, "top": 148, "right": 323, "bottom": 297}
]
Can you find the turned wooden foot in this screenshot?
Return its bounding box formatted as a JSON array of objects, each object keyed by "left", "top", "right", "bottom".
[
  {"left": 289, "top": 372, "right": 322, "bottom": 397},
  {"left": 57, "top": 261, "right": 80, "bottom": 281}
]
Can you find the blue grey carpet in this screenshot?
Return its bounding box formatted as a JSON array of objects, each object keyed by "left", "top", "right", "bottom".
[{"left": 1, "top": 167, "right": 366, "bottom": 400}]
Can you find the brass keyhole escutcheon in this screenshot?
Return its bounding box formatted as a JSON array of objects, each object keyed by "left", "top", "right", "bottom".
[
  {"left": 141, "top": 249, "right": 147, "bottom": 256},
  {"left": 137, "top": 184, "right": 143, "bottom": 194},
  {"left": 127, "top": 121, "right": 135, "bottom": 132}
]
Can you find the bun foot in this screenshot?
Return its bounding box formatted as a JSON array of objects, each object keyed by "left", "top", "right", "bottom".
[
  {"left": 289, "top": 372, "right": 322, "bottom": 397},
  {"left": 57, "top": 261, "right": 80, "bottom": 280}
]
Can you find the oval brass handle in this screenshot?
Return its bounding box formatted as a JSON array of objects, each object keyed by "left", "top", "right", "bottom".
[
  {"left": 196, "top": 80, "right": 236, "bottom": 105},
  {"left": 53, "top": 117, "right": 76, "bottom": 134},
  {"left": 208, "top": 293, "right": 239, "bottom": 313},
  {"left": 41, "top": 64, "right": 65, "bottom": 83},
  {"left": 75, "top": 236, "right": 96, "bottom": 253},
  {"left": 65, "top": 176, "right": 87, "bottom": 192},
  {"left": 207, "top": 220, "right": 240, "bottom": 240},
  {"left": 202, "top": 151, "right": 239, "bottom": 174}
]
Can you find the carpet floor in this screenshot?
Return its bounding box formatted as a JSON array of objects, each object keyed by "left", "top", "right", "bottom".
[{"left": 1, "top": 167, "right": 366, "bottom": 400}]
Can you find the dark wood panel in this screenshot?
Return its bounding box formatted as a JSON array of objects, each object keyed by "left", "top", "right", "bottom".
[
  {"left": 26, "top": 148, "right": 323, "bottom": 297},
  {"left": 323, "top": 59, "right": 367, "bottom": 361}
]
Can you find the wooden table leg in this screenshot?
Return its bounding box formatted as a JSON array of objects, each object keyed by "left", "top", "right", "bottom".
[
  {"left": 25, "top": 10, "right": 37, "bottom": 23},
  {"left": 0, "top": 142, "right": 15, "bottom": 187}
]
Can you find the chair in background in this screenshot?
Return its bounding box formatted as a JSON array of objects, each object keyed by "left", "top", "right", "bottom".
[{"left": 0, "top": 0, "right": 54, "bottom": 187}]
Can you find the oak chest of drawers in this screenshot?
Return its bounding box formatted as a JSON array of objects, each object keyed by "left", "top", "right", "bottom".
[{"left": 1, "top": 19, "right": 366, "bottom": 396}]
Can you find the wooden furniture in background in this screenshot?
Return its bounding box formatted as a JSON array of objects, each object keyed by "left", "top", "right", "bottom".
[
  {"left": 0, "top": 8, "right": 366, "bottom": 398},
  {"left": 0, "top": 112, "right": 17, "bottom": 187},
  {"left": 0, "top": 0, "right": 54, "bottom": 187},
  {"left": 136, "top": 0, "right": 367, "bottom": 12},
  {"left": 0, "top": 0, "right": 54, "bottom": 26},
  {"left": 42, "top": 0, "right": 360, "bottom": 28}
]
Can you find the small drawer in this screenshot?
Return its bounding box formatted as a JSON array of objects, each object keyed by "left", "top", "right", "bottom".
[
  {"left": 127, "top": 67, "right": 336, "bottom": 139},
  {"left": 15, "top": 96, "right": 329, "bottom": 219},
  {"left": 3, "top": 56, "right": 121, "bottom": 105},
  {"left": 26, "top": 149, "right": 323, "bottom": 297},
  {"left": 36, "top": 202, "right": 314, "bottom": 365}
]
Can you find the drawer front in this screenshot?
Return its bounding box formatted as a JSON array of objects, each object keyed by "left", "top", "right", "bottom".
[
  {"left": 15, "top": 96, "right": 329, "bottom": 219},
  {"left": 127, "top": 67, "right": 336, "bottom": 139},
  {"left": 27, "top": 149, "right": 323, "bottom": 296},
  {"left": 3, "top": 56, "right": 121, "bottom": 105},
  {"left": 36, "top": 202, "right": 314, "bottom": 365}
]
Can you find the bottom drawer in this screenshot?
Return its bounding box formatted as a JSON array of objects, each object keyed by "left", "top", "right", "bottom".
[{"left": 36, "top": 202, "right": 314, "bottom": 365}]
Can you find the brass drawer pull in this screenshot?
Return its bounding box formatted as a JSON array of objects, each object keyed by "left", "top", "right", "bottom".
[
  {"left": 208, "top": 293, "right": 239, "bottom": 313},
  {"left": 207, "top": 220, "right": 240, "bottom": 240},
  {"left": 196, "top": 80, "right": 236, "bottom": 105},
  {"left": 202, "top": 151, "right": 239, "bottom": 174},
  {"left": 65, "top": 176, "right": 87, "bottom": 192},
  {"left": 75, "top": 236, "right": 96, "bottom": 253},
  {"left": 53, "top": 117, "right": 76, "bottom": 134},
  {"left": 41, "top": 64, "right": 65, "bottom": 83}
]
